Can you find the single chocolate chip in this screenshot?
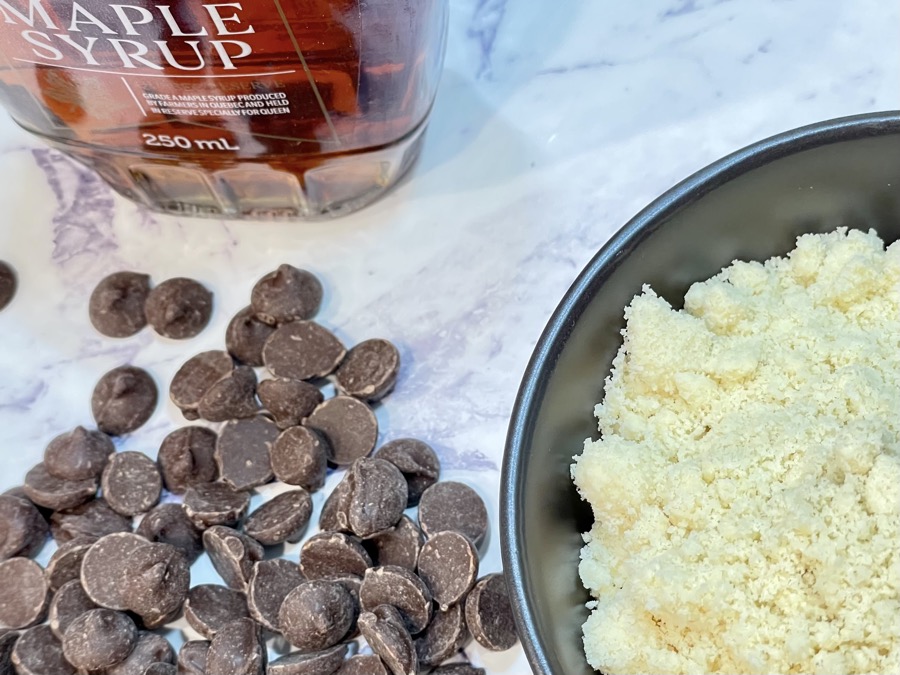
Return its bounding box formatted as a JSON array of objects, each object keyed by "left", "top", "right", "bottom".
[
  {"left": 0, "top": 495, "right": 47, "bottom": 560},
  {"left": 359, "top": 566, "right": 432, "bottom": 635},
  {"left": 61, "top": 608, "right": 137, "bottom": 670},
  {"left": 203, "top": 526, "right": 264, "bottom": 592},
  {"left": 263, "top": 322, "right": 345, "bottom": 381},
  {"left": 414, "top": 603, "right": 470, "bottom": 668},
  {"left": 0, "top": 261, "right": 16, "bottom": 312},
  {"left": 44, "top": 426, "right": 113, "bottom": 481},
  {"left": 246, "top": 559, "right": 305, "bottom": 632},
  {"left": 184, "top": 584, "right": 249, "bottom": 640},
  {"left": 226, "top": 306, "right": 275, "bottom": 367},
  {"left": 144, "top": 663, "right": 177, "bottom": 675},
  {"left": 199, "top": 366, "right": 260, "bottom": 422},
  {"left": 335, "top": 654, "right": 388, "bottom": 675},
  {"left": 45, "top": 537, "right": 93, "bottom": 591},
  {"left": 169, "top": 351, "right": 234, "bottom": 421},
  {"left": 215, "top": 417, "right": 278, "bottom": 491},
  {"left": 430, "top": 665, "right": 485, "bottom": 675},
  {"left": 258, "top": 378, "right": 323, "bottom": 431},
  {"left": 101, "top": 451, "right": 162, "bottom": 516},
  {"left": 366, "top": 515, "right": 423, "bottom": 572},
  {"left": 205, "top": 618, "right": 266, "bottom": 675},
  {"left": 267, "top": 643, "right": 348, "bottom": 675},
  {"left": 346, "top": 458, "right": 407, "bottom": 539},
  {"left": 106, "top": 631, "right": 175, "bottom": 675},
  {"left": 243, "top": 490, "right": 312, "bottom": 546},
  {"left": 335, "top": 339, "right": 400, "bottom": 402},
  {"left": 89, "top": 271, "right": 151, "bottom": 338},
  {"left": 278, "top": 581, "right": 354, "bottom": 652},
  {"left": 0, "top": 558, "right": 49, "bottom": 629},
  {"left": 176, "top": 640, "right": 209, "bottom": 675},
  {"left": 306, "top": 397, "right": 377, "bottom": 467},
  {"left": 136, "top": 503, "right": 203, "bottom": 563},
  {"left": 92, "top": 365, "right": 158, "bottom": 436},
  {"left": 417, "top": 482, "right": 488, "bottom": 549},
  {"left": 251, "top": 264, "right": 322, "bottom": 326},
  {"left": 124, "top": 543, "right": 190, "bottom": 627},
  {"left": 417, "top": 531, "right": 478, "bottom": 611},
  {"left": 48, "top": 579, "right": 98, "bottom": 639},
  {"left": 374, "top": 439, "right": 440, "bottom": 508},
  {"left": 144, "top": 277, "right": 213, "bottom": 340},
  {"left": 299, "top": 532, "right": 372, "bottom": 581},
  {"left": 157, "top": 426, "right": 218, "bottom": 494},
  {"left": 464, "top": 573, "right": 517, "bottom": 652},
  {"left": 271, "top": 426, "right": 328, "bottom": 491},
  {"left": 357, "top": 605, "right": 417, "bottom": 675},
  {"left": 11, "top": 625, "right": 74, "bottom": 675},
  {"left": 23, "top": 463, "right": 97, "bottom": 511},
  {"left": 183, "top": 482, "right": 251, "bottom": 530},
  {"left": 50, "top": 498, "right": 132, "bottom": 544},
  {"left": 0, "top": 630, "right": 18, "bottom": 675},
  {"left": 318, "top": 475, "right": 351, "bottom": 532},
  {"left": 81, "top": 533, "right": 151, "bottom": 610}
]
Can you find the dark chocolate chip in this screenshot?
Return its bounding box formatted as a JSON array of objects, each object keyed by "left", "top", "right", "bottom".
[
  {"left": 251, "top": 264, "right": 322, "bottom": 326},
  {"left": 330, "top": 575, "right": 361, "bottom": 639},
  {"left": 271, "top": 426, "right": 328, "bottom": 491},
  {"left": 11, "top": 625, "right": 74, "bottom": 675},
  {"left": 0, "top": 630, "right": 17, "bottom": 675},
  {"left": 92, "top": 365, "right": 158, "bottom": 436},
  {"left": 101, "top": 451, "right": 162, "bottom": 516},
  {"left": 23, "top": 463, "right": 97, "bottom": 511},
  {"left": 357, "top": 605, "right": 417, "bottom": 675},
  {"left": 123, "top": 543, "right": 190, "bottom": 627},
  {"left": 0, "top": 261, "right": 16, "bottom": 312},
  {"left": 136, "top": 503, "right": 203, "bottom": 563},
  {"left": 184, "top": 584, "right": 249, "bottom": 639},
  {"left": 89, "top": 271, "right": 151, "bottom": 338},
  {"left": 429, "top": 665, "right": 485, "bottom": 675},
  {"left": 203, "top": 525, "right": 264, "bottom": 592},
  {"left": 61, "top": 608, "right": 137, "bottom": 670},
  {"left": 45, "top": 537, "right": 93, "bottom": 591},
  {"left": 359, "top": 565, "right": 432, "bottom": 635},
  {"left": 246, "top": 559, "right": 305, "bottom": 632},
  {"left": 50, "top": 498, "right": 132, "bottom": 544},
  {"left": 306, "top": 396, "right": 377, "bottom": 467},
  {"left": 107, "top": 631, "right": 175, "bottom": 675},
  {"left": 226, "top": 306, "right": 276, "bottom": 367},
  {"left": 157, "top": 426, "right": 218, "bottom": 494},
  {"left": 414, "top": 603, "right": 470, "bottom": 668},
  {"left": 0, "top": 495, "right": 47, "bottom": 560},
  {"left": 243, "top": 489, "right": 312, "bottom": 546},
  {"left": 81, "top": 533, "right": 151, "bottom": 610},
  {"left": 44, "top": 426, "right": 113, "bottom": 481},
  {"left": 334, "top": 339, "right": 400, "bottom": 402},
  {"left": 374, "top": 439, "right": 440, "bottom": 508},
  {"left": 366, "top": 515, "right": 423, "bottom": 572},
  {"left": 183, "top": 482, "right": 251, "bottom": 530},
  {"left": 199, "top": 366, "right": 260, "bottom": 422},
  {"left": 258, "top": 378, "right": 323, "bottom": 431},
  {"left": 266, "top": 643, "right": 348, "bottom": 675},
  {"left": 169, "top": 351, "right": 233, "bottom": 420},
  {"left": 0, "top": 558, "right": 48, "bottom": 629},
  {"left": 463, "top": 573, "right": 518, "bottom": 652},
  {"left": 318, "top": 475, "right": 351, "bottom": 532},
  {"left": 299, "top": 532, "right": 372, "bottom": 581},
  {"left": 48, "top": 579, "right": 98, "bottom": 639},
  {"left": 417, "top": 482, "right": 488, "bottom": 548},
  {"left": 215, "top": 417, "right": 278, "bottom": 491},
  {"left": 346, "top": 458, "right": 407, "bottom": 539},
  {"left": 335, "top": 654, "right": 388, "bottom": 675},
  {"left": 176, "top": 640, "right": 209, "bottom": 675},
  {"left": 263, "top": 322, "right": 345, "bottom": 381},
  {"left": 144, "top": 277, "right": 213, "bottom": 340},
  {"left": 417, "top": 531, "right": 478, "bottom": 611},
  {"left": 144, "top": 663, "right": 177, "bottom": 675},
  {"left": 206, "top": 618, "right": 266, "bottom": 675},
  {"left": 278, "top": 581, "right": 355, "bottom": 652}
]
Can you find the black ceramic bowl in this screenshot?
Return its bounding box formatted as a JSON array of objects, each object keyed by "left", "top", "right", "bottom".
[{"left": 501, "top": 111, "right": 900, "bottom": 675}]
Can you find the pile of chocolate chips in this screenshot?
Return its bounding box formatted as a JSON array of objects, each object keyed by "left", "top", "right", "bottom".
[{"left": 0, "top": 264, "right": 518, "bottom": 675}]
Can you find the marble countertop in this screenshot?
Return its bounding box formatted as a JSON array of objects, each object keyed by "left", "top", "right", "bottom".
[{"left": 0, "top": 0, "right": 897, "bottom": 672}]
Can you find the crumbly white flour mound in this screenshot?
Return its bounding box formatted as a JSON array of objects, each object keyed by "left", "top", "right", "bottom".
[{"left": 571, "top": 229, "right": 900, "bottom": 675}]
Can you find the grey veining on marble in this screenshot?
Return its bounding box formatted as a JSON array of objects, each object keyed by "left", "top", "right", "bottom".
[{"left": 0, "top": 1, "right": 897, "bottom": 672}]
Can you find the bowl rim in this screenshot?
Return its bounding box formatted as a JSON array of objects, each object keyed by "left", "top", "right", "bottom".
[{"left": 500, "top": 110, "right": 900, "bottom": 675}]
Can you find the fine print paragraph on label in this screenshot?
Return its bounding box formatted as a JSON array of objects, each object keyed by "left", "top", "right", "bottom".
[{"left": 142, "top": 91, "right": 291, "bottom": 117}]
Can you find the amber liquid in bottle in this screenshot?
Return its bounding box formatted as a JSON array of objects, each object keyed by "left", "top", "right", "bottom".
[{"left": 0, "top": 0, "right": 448, "bottom": 218}]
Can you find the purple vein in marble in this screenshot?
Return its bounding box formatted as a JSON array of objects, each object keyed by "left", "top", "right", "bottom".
[{"left": 468, "top": 0, "right": 507, "bottom": 77}]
